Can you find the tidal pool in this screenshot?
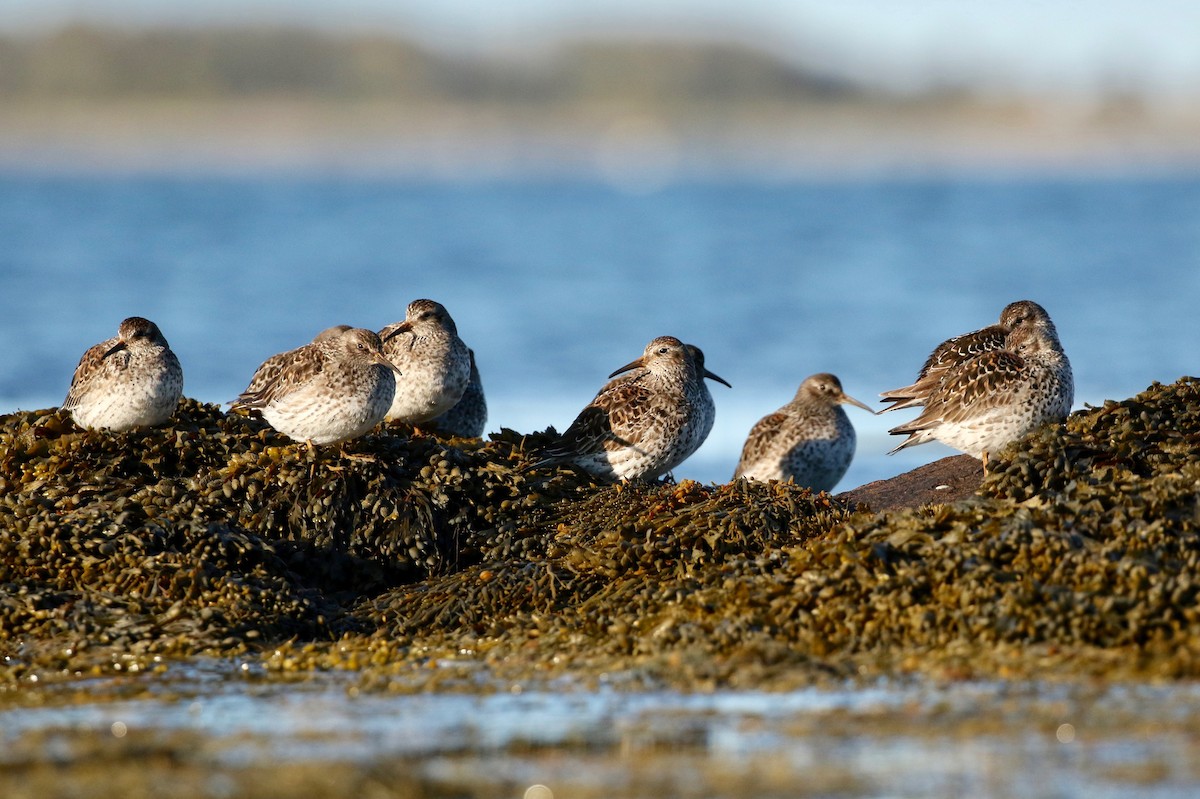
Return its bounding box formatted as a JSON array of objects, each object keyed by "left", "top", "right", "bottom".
[{"left": 2, "top": 660, "right": 1199, "bottom": 799}]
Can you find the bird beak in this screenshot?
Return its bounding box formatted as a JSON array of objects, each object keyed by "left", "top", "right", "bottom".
[
  {"left": 608, "top": 355, "right": 647, "bottom": 379},
  {"left": 103, "top": 341, "right": 128, "bottom": 359},
  {"left": 376, "top": 352, "right": 403, "bottom": 377},
  {"left": 382, "top": 322, "right": 411, "bottom": 342},
  {"left": 841, "top": 393, "right": 878, "bottom": 415},
  {"left": 704, "top": 368, "right": 732, "bottom": 388}
]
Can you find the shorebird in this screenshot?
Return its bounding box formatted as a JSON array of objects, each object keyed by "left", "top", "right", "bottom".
[
  {"left": 232, "top": 326, "right": 400, "bottom": 446},
  {"left": 683, "top": 344, "right": 727, "bottom": 466},
  {"left": 733, "top": 373, "right": 875, "bottom": 491},
  {"left": 379, "top": 299, "right": 471, "bottom": 425},
  {"left": 426, "top": 348, "right": 487, "bottom": 438},
  {"left": 240, "top": 325, "right": 351, "bottom": 398},
  {"left": 530, "top": 336, "right": 730, "bottom": 482},
  {"left": 886, "top": 316, "right": 1073, "bottom": 467},
  {"left": 879, "top": 300, "right": 1055, "bottom": 413},
  {"left": 62, "top": 316, "right": 184, "bottom": 431}
]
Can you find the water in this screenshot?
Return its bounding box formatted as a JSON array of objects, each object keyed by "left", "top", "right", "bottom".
[
  {"left": 5, "top": 663, "right": 1200, "bottom": 798},
  {"left": 1, "top": 172, "right": 1198, "bottom": 488}
]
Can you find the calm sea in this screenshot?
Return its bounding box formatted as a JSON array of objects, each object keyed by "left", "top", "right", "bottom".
[{"left": 1, "top": 172, "right": 1198, "bottom": 489}]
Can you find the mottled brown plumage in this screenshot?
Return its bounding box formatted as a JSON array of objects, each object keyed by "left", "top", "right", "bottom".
[
  {"left": 880, "top": 300, "right": 1054, "bottom": 413},
  {"left": 240, "top": 325, "right": 351, "bottom": 400},
  {"left": 232, "top": 326, "right": 400, "bottom": 445},
  {"left": 62, "top": 316, "right": 183, "bottom": 431},
  {"left": 426, "top": 348, "right": 487, "bottom": 438},
  {"left": 683, "top": 344, "right": 730, "bottom": 459},
  {"left": 887, "top": 316, "right": 1073, "bottom": 463},
  {"left": 533, "top": 336, "right": 729, "bottom": 482},
  {"left": 733, "top": 373, "right": 874, "bottom": 491},
  {"left": 380, "top": 299, "right": 471, "bottom": 424}
]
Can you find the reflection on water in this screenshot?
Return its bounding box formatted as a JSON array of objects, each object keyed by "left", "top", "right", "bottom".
[{"left": 3, "top": 662, "right": 1200, "bottom": 797}]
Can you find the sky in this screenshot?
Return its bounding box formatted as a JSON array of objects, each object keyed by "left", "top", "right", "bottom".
[{"left": 1, "top": 0, "right": 1199, "bottom": 94}]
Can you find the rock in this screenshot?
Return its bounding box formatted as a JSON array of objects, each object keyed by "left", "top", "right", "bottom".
[
  {"left": 3, "top": 378, "right": 1200, "bottom": 689},
  {"left": 838, "top": 454, "right": 983, "bottom": 512}
]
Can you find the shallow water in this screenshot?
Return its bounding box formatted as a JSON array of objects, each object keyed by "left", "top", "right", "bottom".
[
  {"left": 1, "top": 173, "right": 1198, "bottom": 488},
  {"left": 4, "top": 661, "right": 1200, "bottom": 798}
]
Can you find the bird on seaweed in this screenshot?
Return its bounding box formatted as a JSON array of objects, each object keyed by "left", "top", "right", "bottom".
[
  {"left": 529, "top": 336, "right": 730, "bottom": 482},
  {"left": 62, "top": 316, "right": 184, "bottom": 431},
  {"left": 425, "top": 348, "right": 487, "bottom": 439},
  {"left": 231, "top": 326, "right": 401, "bottom": 446},
  {"left": 239, "top": 324, "right": 351, "bottom": 399},
  {"left": 733, "top": 373, "right": 875, "bottom": 492},
  {"left": 886, "top": 314, "right": 1073, "bottom": 468},
  {"left": 879, "top": 300, "right": 1056, "bottom": 413},
  {"left": 379, "top": 299, "right": 471, "bottom": 427}
]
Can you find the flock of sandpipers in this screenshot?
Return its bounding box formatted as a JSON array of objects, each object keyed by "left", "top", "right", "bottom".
[{"left": 56, "top": 298, "right": 1073, "bottom": 491}]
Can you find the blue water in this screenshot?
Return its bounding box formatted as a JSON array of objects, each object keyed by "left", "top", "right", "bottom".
[{"left": 2, "top": 173, "right": 1198, "bottom": 488}]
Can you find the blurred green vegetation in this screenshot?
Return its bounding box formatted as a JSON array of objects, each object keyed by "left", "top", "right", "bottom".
[
  {"left": 0, "top": 24, "right": 862, "bottom": 106},
  {"left": 3, "top": 23, "right": 1189, "bottom": 172}
]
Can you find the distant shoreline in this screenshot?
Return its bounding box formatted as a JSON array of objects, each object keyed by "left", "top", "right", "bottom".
[{"left": 3, "top": 98, "right": 1199, "bottom": 177}]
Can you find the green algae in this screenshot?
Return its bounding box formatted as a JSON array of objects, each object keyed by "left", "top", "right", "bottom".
[{"left": 2, "top": 379, "right": 1199, "bottom": 691}]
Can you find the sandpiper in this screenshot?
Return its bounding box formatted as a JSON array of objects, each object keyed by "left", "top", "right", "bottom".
[
  {"left": 733, "top": 373, "right": 874, "bottom": 491},
  {"left": 426, "top": 348, "right": 487, "bottom": 438},
  {"left": 887, "top": 316, "right": 1073, "bottom": 466},
  {"left": 232, "top": 326, "right": 400, "bottom": 446},
  {"left": 531, "top": 336, "right": 730, "bottom": 482},
  {"left": 880, "top": 300, "right": 1055, "bottom": 413},
  {"left": 684, "top": 344, "right": 730, "bottom": 467},
  {"left": 379, "top": 299, "right": 471, "bottom": 426},
  {"left": 240, "top": 325, "right": 351, "bottom": 399},
  {"left": 62, "top": 316, "right": 184, "bottom": 431}
]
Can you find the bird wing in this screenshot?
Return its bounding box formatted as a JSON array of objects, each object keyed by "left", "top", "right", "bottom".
[
  {"left": 233, "top": 344, "right": 327, "bottom": 409},
  {"left": 919, "top": 325, "right": 1009, "bottom": 378},
  {"left": 733, "top": 411, "right": 788, "bottom": 475},
  {"left": 890, "top": 349, "right": 1027, "bottom": 434},
  {"left": 550, "top": 373, "right": 656, "bottom": 458},
  {"left": 61, "top": 337, "right": 124, "bottom": 410},
  {"left": 880, "top": 324, "right": 1009, "bottom": 409}
]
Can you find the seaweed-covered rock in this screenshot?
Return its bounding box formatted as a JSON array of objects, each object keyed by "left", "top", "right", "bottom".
[
  {"left": 0, "top": 401, "right": 555, "bottom": 675},
  {"left": 3, "top": 379, "right": 1200, "bottom": 688},
  {"left": 985, "top": 377, "right": 1200, "bottom": 500},
  {"left": 348, "top": 379, "right": 1200, "bottom": 685},
  {"left": 367, "top": 479, "right": 849, "bottom": 639}
]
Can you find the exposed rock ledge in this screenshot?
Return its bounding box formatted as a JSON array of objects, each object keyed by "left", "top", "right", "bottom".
[{"left": 839, "top": 454, "right": 984, "bottom": 512}]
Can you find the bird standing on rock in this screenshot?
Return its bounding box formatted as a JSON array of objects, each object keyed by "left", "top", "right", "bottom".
[
  {"left": 62, "top": 316, "right": 184, "bottom": 431},
  {"left": 733, "top": 373, "right": 874, "bottom": 491},
  {"left": 232, "top": 326, "right": 400, "bottom": 446},
  {"left": 886, "top": 311, "right": 1073, "bottom": 468},
  {"left": 531, "top": 336, "right": 730, "bottom": 482},
  {"left": 379, "top": 299, "right": 471, "bottom": 426}
]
